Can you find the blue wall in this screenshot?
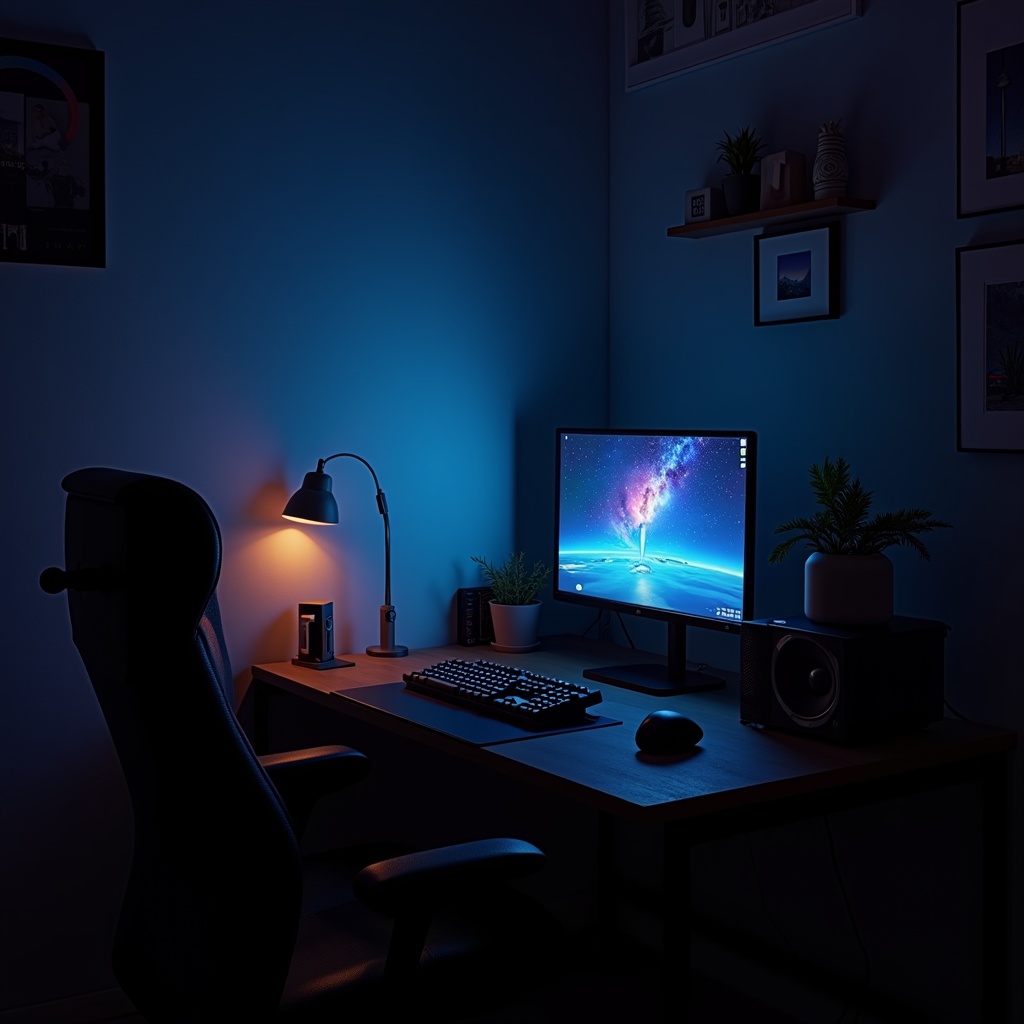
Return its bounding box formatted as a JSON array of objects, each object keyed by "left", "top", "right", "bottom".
[{"left": 2, "top": 1, "right": 608, "bottom": 1012}]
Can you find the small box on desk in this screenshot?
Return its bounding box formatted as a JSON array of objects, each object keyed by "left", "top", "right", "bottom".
[
  {"left": 684, "top": 186, "right": 725, "bottom": 223},
  {"left": 456, "top": 586, "right": 495, "bottom": 646}
]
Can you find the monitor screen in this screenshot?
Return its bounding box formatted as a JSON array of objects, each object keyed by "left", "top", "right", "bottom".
[{"left": 554, "top": 427, "right": 757, "bottom": 694}]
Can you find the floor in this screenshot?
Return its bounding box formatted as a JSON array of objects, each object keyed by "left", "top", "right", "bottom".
[{"left": 98, "top": 932, "right": 897, "bottom": 1024}]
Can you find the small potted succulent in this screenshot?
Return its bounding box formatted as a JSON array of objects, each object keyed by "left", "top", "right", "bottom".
[
  {"left": 768, "top": 456, "right": 951, "bottom": 625},
  {"left": 471, "top": 551, "right": 551, "bottom": 650},
  {"left": 716, "top": 125, "right": 766, "bottom": 216}
]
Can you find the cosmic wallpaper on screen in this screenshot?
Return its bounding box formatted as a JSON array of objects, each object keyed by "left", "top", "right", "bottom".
[{"left": 556, "top": 432, "right": 750, "bottom": 622}]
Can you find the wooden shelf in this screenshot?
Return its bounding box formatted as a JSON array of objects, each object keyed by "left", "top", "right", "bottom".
[{"left": 667, "top": 197, "right": 876, "bottom": 239}]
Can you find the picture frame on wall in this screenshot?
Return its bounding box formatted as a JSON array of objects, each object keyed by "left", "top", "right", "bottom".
[
  {"left": 625, "top": 0, "right": 861, "bottom": 91},
  {"left": 0, "top": 36, "right": 105, "bottom": 268},
  {"left": 957, "top": 0, "right": 1024, "bottom": 218},
  {"left": 956, "top": 240, "right": 1024, "bottom": 453},
  {"left": 753, "top": 223, "right": 839, "bottom": 327}
]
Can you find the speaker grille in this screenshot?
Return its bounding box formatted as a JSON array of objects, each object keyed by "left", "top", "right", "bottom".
[{"left": 772, "top": 635, "right": 839, "bottom": 726}]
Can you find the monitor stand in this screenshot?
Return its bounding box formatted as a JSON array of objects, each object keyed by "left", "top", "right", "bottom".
[{"left": 581, "top": 621, "right": 726, "bottom": 695}]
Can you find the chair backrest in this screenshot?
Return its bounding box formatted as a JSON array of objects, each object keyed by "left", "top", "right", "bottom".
[{"left": 52, "top": 468, "right": 303, "bottom": 1021}]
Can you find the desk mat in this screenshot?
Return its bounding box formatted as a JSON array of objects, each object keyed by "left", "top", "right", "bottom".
[{"left": 332, "top": 681, "right": 622, "bottom": 747}]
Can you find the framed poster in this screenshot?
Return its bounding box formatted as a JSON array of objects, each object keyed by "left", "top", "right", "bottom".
[
  {"left": 754, "top": 223, "right": 839, "bottom": 326},
  {"left": 957, "top": 0, "right": 1024, "bottom": 217},
  {"left": 956, "top": 240, "right": 1024, "bottom": 453},
  {"left": 0, "top": 36, "right": 105, "bottom": 267},
  {"left": 625, "top": 0, "right": 861, "bottom": 91}
]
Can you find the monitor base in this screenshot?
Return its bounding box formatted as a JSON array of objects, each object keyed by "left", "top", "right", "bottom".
[{"left": 583, "top": 662, "right": 725, "bottom": 696}]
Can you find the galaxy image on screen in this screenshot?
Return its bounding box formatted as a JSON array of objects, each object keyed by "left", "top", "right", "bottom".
[{"left": 556, "top": 432, "right": 750, "bottom": 623}]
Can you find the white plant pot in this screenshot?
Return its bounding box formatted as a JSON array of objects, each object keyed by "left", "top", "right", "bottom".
[
  {"left": 489, "top": 600, "right": 542, "bottom": 650},
  {"left": 804, "top": 552, "right": 894, "bottom": 626}
]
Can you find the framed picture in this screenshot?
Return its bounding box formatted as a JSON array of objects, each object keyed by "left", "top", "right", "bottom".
[
  {"left": 957, "top": 0, "right": 1024, "bottom": 218},
  {"left": 0, "top": 36, "right": 105, "bottom": 267},
  {"left": 956, "top": 240, "right": 1024, "bottom": 453},
  {"left": 754, "top": 223, "right": 839, "bottom": 326},
  {"left": 625, "top": 0, "right": 861, "bottom": 91}
]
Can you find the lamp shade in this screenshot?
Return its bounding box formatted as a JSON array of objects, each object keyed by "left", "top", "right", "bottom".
[{"left": 282, "top": 469, "right": 339, "bottom": 525}]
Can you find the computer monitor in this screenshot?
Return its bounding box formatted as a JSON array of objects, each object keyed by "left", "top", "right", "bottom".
[{"left": 554, "top": 427, "right": 757, "bottom": 694}]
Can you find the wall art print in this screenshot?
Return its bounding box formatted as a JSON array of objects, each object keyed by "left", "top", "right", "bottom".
[
  {"left": 753, "top": 222, "right": 839, "bottom": 326},
  {"left": 956, "top": 240, "right": 1024, "bottom": 453},
  {"left": 0, "top": 36, "right": 105, "bottom": 267},
  {"left": 625, "top": 0, "right": 861, "bottom": 91},
  {"left": 957, "top": 0, "right": 1024, "bottom": 217}
]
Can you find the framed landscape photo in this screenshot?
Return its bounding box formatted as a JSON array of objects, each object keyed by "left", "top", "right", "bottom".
[
  {"left": 0, "top": 36, "right": 105, "bottom": 267},
  {"left": 625, "top": 0, "right": 861, "bottom": 91},
  {"left": 956, "top": 240, "right": 1024, "bottom": 453},
  {"left": 754, "top": 223, "right": 839, "bottom": 326},
  {"left": 957, "top": 0, "right": 1024, "bottom": 217}
]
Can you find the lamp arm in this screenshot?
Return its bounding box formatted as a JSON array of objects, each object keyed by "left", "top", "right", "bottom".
[{"left": 320, "top": 452, "right": 391, "bottom": 606}]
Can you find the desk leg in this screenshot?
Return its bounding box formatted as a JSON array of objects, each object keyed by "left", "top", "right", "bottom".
[
  {"left": 597, "top": 811, "right": 616, "bottom": 938},
  {"left": 981, "top": 753, "right": 1010, "bottom": 1024},
  {"left": 251, "top": 677, "right": 269, "bottom": 755},
  {"left": 663, "top": 822, "right": 692, "bottom": 1024}
]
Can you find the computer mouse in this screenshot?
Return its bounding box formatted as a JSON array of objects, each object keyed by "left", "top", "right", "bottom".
[{"left": 635, "top": 709, "right": 704, "bottom": 755}]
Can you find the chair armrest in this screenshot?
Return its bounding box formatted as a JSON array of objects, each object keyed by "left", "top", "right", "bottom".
[
  {"left": 259, "top": 744, "right": 371, "bottom": 835},
  {"left": 352, "top": 837, "right": 545, "bottom": 916}
]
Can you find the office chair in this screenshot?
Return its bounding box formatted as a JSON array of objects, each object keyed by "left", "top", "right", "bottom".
[{"left": 41, "top": 468, "right": 565, "bottom": 1022}]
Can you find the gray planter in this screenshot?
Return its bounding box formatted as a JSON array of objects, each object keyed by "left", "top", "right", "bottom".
[
  {"left": 804, "top": 552, "right": 893, "bottom": 625},
  {"left": 489, "top": 600, "right": 542, "bottom": 650}
]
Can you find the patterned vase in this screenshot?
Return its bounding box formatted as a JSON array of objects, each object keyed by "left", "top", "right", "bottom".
[{"left": 812, "top": 121, "right": 848, "bottom": 200}]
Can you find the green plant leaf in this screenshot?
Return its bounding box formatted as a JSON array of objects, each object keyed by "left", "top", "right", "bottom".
[
  {"left": 769, "top": 457, "right": 951, "bottom": 563},
  {"left": 471, "top": 551, "right": 551, "bottom": 605}
]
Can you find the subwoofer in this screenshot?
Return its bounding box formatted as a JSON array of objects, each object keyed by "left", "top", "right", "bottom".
[{"left": 740, "top": 615, "right": 947, "bottom": 743}]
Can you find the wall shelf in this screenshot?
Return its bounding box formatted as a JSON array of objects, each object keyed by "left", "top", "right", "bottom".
[{"left": 667, "top": 197, "right": 876, "bottom": 239}]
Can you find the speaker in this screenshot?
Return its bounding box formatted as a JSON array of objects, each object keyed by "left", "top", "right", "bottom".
[{"left": 740, "top": 615, "right": 947, "bottom": 743}]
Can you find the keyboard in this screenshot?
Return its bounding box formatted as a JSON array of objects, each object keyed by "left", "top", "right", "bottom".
[{"left": 403, "top": 658, "right": 602, "bottom": 730}]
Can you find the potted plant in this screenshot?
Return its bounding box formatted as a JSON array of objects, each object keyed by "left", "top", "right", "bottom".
[
  {"left": 716, "top": 124, "right": 766, "bottom": 216},
  {"left": 768, "top": 456, "right": 951, "bottom": 626},
  {"left": 471, "top": 551, "right": 551, "bottom": 650}
]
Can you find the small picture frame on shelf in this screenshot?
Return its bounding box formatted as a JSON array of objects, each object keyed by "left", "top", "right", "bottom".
[
  {"left": 957, "top": 0, "right": 1024, "bottom": 217},
  {"left": 754, "top": 223, "right": 839, "bottom": 326},
  {"left": 956, "top": 239, "right": 1024, "bottom": 453}
]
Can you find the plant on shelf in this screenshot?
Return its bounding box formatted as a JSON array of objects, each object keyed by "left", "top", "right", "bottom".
[
  {"left": 472, "top": 552, "right": 552, "bottom": 650},
  {"left": 768, "top": 456, "right": 951, "bottom": 625},
  {"left": 715, "top": 125, "right": 766, "bottom": 176},
  {"left": 715, "top": 125, "right": 766, "bottom": 216},
  {"left": 472, "top": 551, "right": 551, "bottom": 606}
]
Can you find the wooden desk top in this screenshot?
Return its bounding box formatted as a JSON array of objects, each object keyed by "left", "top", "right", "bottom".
[{"left": 252, "top": 634, "right": 1016, "bottom": 828}]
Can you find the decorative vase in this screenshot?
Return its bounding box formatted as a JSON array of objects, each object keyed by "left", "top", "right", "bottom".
[
  {"left": 489, "top": 600, "right": 542, "bottom": 651},
  {"left": 722, "top": 173, "right": 761, "bottom": 216},
  {"left": 804, "top": 552, "right": 893, "bottom": 626},
  {"left": 812, "top": 121, "right": 848, "bottom": 200}
]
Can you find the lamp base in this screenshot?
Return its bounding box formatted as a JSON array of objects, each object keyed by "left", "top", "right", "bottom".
[{"left": 366, "top": 644, "right": 409, "bottom": 657}]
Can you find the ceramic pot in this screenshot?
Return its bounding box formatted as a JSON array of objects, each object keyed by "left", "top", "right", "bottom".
[
  {"left": 489, "top": 600, "right": 542, "bottom": 650},
  {"left": 812, "top": 126, "right": 848, "bottom": 199},
  {"left": 804, "top": 552, "right": 893, "bottom": 625},
  {"left": 722, "top": 173, "right": 761, "bottom": 216}
]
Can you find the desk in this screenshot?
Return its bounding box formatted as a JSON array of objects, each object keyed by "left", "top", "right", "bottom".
[{"left": 252, "top": 634, "right": 1015, "bottom": 1023}]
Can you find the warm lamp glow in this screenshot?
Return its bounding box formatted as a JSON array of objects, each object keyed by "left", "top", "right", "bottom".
[{"left": 283, "top": 453, "right": 407, "bottom": 658}]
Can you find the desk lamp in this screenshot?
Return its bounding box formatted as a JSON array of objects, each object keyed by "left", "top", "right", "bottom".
[{"left": 283, "top": 453, "right": 408, "bottom": 658}]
